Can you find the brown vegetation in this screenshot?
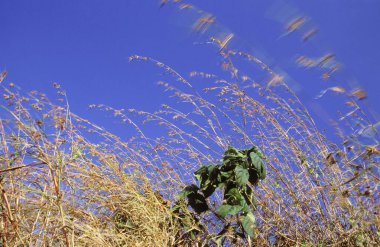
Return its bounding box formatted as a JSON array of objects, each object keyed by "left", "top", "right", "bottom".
[{"left": 1, "top": 1, "right": 379, "bottom": 246}]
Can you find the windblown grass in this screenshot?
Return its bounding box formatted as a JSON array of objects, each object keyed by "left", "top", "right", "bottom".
[
  {"left": 0, "top": 85, "right": 186, "bottom": 246},
  {"left": 1, "top": 2, "right": 379, "bottom": 246},
  {"left": 1, "top": 48, "right": 379, "bottom": 246}
]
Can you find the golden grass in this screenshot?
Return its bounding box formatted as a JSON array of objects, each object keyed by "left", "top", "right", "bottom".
[
  {"left": 0, "top": 2, "right": 379, "bottom": 246},
  {"left": 1, "top": 52, "right": 379, "bottom": 245},
  {"left": 0, "top": 87, "right": 186, "bottom": 246}
]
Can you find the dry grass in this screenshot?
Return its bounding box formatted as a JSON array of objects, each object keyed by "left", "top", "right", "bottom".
[
  {"left": 1, "top": 48, "right": 379, "bottom": 246},
  {"left": 0, "top": 86, "right": 185, "bottom": 246},
  {"left": 1, "top": 2, "right": 379, "bottom": 246}
]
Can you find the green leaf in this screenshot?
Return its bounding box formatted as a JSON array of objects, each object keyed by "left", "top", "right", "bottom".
[
  {"left": 223, "top": 146, "right": 246, "bottom": 161},
  {"left": 187, "top": 191, "right": 208, "bottom": 214},
  {"left": 249, "top": 152, "right": 263, "bottom": 172},
  {"left": 241, "top": 160, "right": 249, "bottom": 169},
  {"left": 216, "top": 204, "right": 242, "bottom": 217},
  {"left": 220, "top": 170, "right": 233, "bottom": 178},
  {"left": 194, "top": 165, "right": 208, "bottom": 183},
  {"left": 176, "top": 184, "right": 198, "bottom": 200},
  {"left": 225, "top": 188, "right": 244, "bottom": 204},
  {"left": 199, "top": 178, "right": 211, "bottom": 191},
  {"left": 208, "top": 165, "right": 219, "bottom": 180},
  {"left": 225, "top": 146, "right": 239, "bottom": 155},
  {"left": 225, "top": 188, "right": 250, "bottom": 213},
  {"left": 195, "top": 165, "right": 220, "bottom": 198},
  {"left": 202, "top": 183, "right": 216, "bottom": 198},
  {"left": 227, "top": 189, "right": 247, "bottom": 209},
  {"left": 242, "top": 212, "right": 256, "bottom": 238},
  {"left": 242, "top": 186, "right": 257, "bottom": 210},
  {"left": 248, "top": 150, "right": 266, "bottom": 184},
  {"left": 235, "top": 166, "right": 249, "bottom": 186},
  {"left": 170, "top": 203, "right": 182, "bottom": 214}
]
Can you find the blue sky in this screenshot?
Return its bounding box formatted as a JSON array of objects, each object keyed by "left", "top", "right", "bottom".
[{"left": 1, "top": 0, "right": 379, "bottom": 138}]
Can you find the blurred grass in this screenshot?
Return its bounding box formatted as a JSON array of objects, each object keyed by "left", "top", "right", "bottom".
[{"left": 1, "top": 1, "right": 379, "bottom": 246}]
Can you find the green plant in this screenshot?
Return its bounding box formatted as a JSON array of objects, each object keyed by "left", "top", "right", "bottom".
[{"left": 174, "top": 145, "right": 266, "bottom": 245}]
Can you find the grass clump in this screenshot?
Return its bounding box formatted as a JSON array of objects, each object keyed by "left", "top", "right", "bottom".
[
  {"left": 1, "top": 2, "right": 379, "bottom": 246},
  {"left": 1, "top": 47, "right": 379, "bottom": 245},
  {"left": 0, "top": 86, "right": 184, "bottom": 246}
]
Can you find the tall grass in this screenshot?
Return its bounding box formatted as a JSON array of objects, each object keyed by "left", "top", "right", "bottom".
[{"left": 1, "top": 2, "right": 379, "bottom": 246}]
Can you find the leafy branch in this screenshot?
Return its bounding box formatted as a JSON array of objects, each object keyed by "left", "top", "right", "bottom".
[{"left": 173, "top": 146, "right": 266, "bottom": 245}]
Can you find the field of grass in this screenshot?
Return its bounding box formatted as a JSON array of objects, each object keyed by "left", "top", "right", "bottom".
[{"left": 0, "top": 1, "right": 379, "bottom": 246}]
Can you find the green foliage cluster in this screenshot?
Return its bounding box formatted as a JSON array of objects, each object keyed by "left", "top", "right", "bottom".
[{"left": 173, "top": 146, "right": 266, "bottom": 244}]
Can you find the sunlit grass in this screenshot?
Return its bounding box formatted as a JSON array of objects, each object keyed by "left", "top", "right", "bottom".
[{"left": 0, "top": 1, "right": 379, "bottom": 246}]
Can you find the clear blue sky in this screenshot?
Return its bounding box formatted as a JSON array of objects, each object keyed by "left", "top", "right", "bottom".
[{"left": 1, "top": 0, "right": 379, "bottom": 137}]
